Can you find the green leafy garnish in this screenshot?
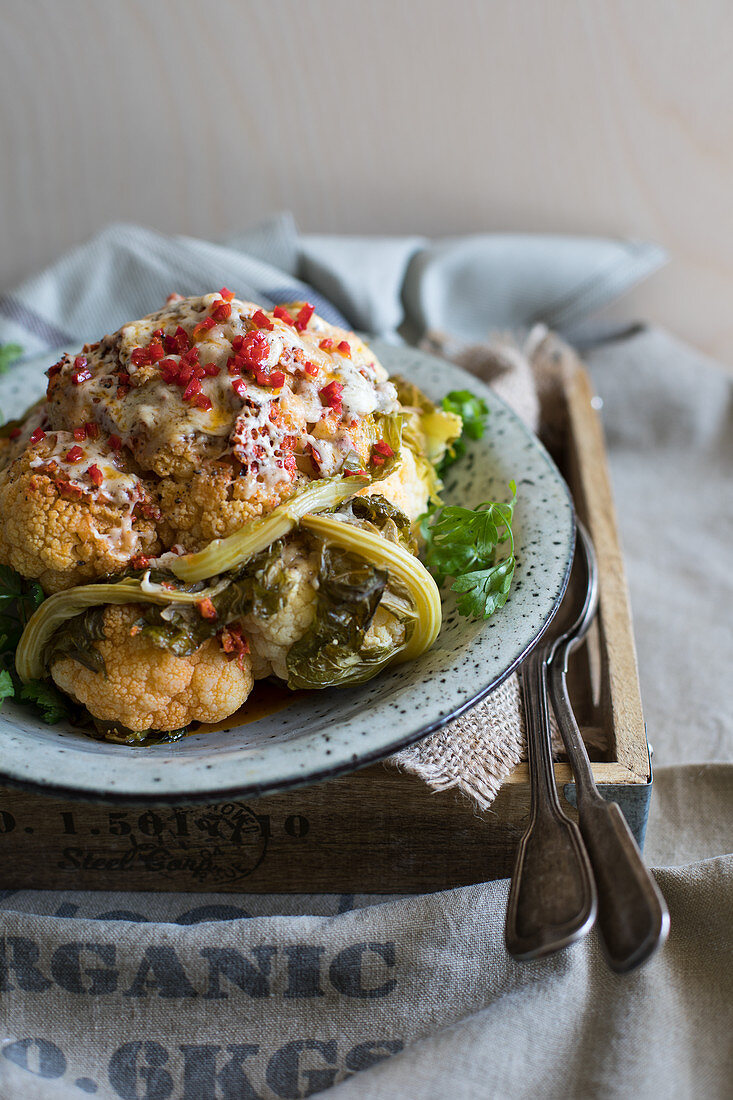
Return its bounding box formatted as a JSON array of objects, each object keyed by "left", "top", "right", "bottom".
[
  {"left": 438, "top": 390, "right": 489, "bottom": 472},
  {"left": 0, "top": 564, "right": 75, "bottom": 723},
  {"left": 19, "top": 679, "right": 72, "bottom": 724},
  {"left": 0, "top": 344, "right": 23, "bottom": 375},
  {"left": 422, "top": 482, "right": 517, "bottom": 620},
  {"left": 0, "top": 669, "right": 14, "bottom": 703}
]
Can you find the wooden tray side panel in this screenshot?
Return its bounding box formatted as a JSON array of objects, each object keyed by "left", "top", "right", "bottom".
[{"left": 561, "top": 359, "right": 649, "bottom": 783}]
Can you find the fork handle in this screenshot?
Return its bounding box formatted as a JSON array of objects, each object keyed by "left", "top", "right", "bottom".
[
  {"left": 576, "top": 796, "right": 670, "bottom": 971},
  {"left": 549, "top": 656, "right": 669, "bottom": 971},
  {"left": 505, "top": 651, "right": 597, "bottom": 959}
]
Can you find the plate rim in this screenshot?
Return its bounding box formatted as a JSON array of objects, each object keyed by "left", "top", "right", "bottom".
[{"left": 0, "top": 344, "right": 575, "bottom": 804}]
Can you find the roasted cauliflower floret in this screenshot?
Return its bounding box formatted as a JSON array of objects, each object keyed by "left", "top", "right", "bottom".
[
  {"left": 0, "top": 444, "right": 159, "bottom": 593},
  {"left": 243, "top": 543, "right": 320, "bottom": 680},
  {"left": 50, "top": 605, "right": 253, "bottom": 732},
  {"left": 156, "top": 462, "right": 298, "bottom": 552}
]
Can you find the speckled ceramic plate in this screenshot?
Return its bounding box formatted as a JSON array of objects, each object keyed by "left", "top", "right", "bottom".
[{"left": 0, "top": 341, "right": 574, "bottom": 802}]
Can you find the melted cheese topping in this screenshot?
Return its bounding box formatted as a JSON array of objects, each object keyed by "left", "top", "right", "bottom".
[
  {"left": 29, "top": 433, "right": 146, "bottom": 559},
  {"left": 43, "top": 294, "right": 400, "bottom": 507}
]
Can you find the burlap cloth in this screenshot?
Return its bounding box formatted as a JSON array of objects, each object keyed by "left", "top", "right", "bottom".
[{"left": 390, "top": 325, "right": 565, "bottom": 808}]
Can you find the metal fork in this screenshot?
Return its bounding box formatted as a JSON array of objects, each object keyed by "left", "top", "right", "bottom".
[{"left": 547, "top": 522, "right": 670, "bottom": 972}]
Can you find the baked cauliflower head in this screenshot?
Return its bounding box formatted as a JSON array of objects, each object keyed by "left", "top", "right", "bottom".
[{"left": 2, "top": 293, "right": 461, "bottom": 741}]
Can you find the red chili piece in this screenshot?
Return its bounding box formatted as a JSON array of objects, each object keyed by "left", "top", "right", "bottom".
[
  {"left": 193, "top": 316, "right": 217, "bottom": 341},
  {"left": 319, "top": 338, "right": 334, "bottom": 351},
  {"left": 65, "top": 445, "right": 84, "bottom": 463},
  {"left": 88, "top": 464, "right": 104, "bottom": 487},
  {"left": 73, "top": 427, "right": 86, "bottom": 442},
  {"left": 197, "top": 598, "right": 217, "bottom": 621},
  {"left": 219, "top": 287, "right": 235, "bottom": 302},
  {"left": 211, "top": 300, "right": 232, "bottom": 323},
  {"left": 29, "top": 426, "right": 46, "bottom": 444},
  {"left": 253, "top": 367, "right": 285, "bottom": 388},
  {"left": 251, "top": 309, "right": 274, "bottom": 331},
  {"left": 273, "top": 305, "right": 294, "bottom": 325},
  {"left": 319, "top": 380, "right": 344, "bottom": 416},
  {"left": 337, "top": 340, "right": 351, "bottom": 357},
  {"left": 304, "top": 360, "right": 318, "bottom": 377},
  {"left": 85, "top": 421, "right": 100, "bottom": 439},
  {"left": 370, "top": 438, "right": 395, "bottom": 467},
  {"left": 239, "top": 331, "right": 270, "bottom": 364},
  {"left": 294, "top": 303, "right": 315, "bottom": 332},
  {"left": 193, "top": 393, "right": 213, "bottom": 411},
  {"left": 71, "top": 355, "right": 92, "bottom": 385},
  {"left": 108, "top": 435, "right": 123, "bottom": 451}
]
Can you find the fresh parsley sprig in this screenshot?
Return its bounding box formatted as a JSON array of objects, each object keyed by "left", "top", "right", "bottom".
[
  {"left": 0, "top": 564, "right": 72, "bottom": 723},
  {"left": 421, "top": 482, "right": 517, "bottom": 620},
  {"left": 438, "top": 390, "right": 489, "bottom": 472}
]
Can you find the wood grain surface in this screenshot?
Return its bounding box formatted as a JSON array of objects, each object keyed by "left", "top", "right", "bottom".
[{"left": 1, "top": 0, "right": 732, "bottom": 364}]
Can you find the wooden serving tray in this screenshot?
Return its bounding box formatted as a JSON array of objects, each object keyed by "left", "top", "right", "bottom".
[{"left": 0, "top": 350, "right": 649, "bottom": 893}]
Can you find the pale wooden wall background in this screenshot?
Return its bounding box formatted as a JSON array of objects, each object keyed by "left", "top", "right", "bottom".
[{"left": 2, "top": 0, "right": 732, "bottom": 363}]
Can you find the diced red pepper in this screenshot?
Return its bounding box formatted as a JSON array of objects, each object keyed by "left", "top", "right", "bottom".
[
  {"left": 239, "top": 331, "right": 270, "bottom": 365},
  {"left": 253, "top": 367, "right": 285, "bottom": 388},
  {"left": 371, "top": 439, "right": 395, "bottom": 461},
  {"left": 197, "top": 597, "right": 217, "bottom": 620},
  {"left": 294, "top": 302, "right": 315, "bottom": 331},
  {"left": 108, "top": 434, "right": 123, "bottom": 450},
  {"left": 65, "top": 445, "right": 84, "bottom": 463},
  {"left": 337, "top": 340, "right": 351, "bottom": 357},
  {"left": 251, "top": 309, "right": 274, "bottom": 331},
  {"left": 130, "top": 347, "right": 148, "bottom": 366},
  {"left": 47, "top": 361, "right": 63, "bottom": 378},
  {"left": 178, "top": 361, "right": 195, "bottom": 385},
  {"left": 219, "top": 287, "right": 235, "bottom": 302},
  {"left": 202, "top": 363, "right": 221, "bottom": 377},
  {"left": 29, "top": 426, "right": 46, "bottom": 444},
  {"left": 193, "top": 316, "right": 217, "bottom": 341},
  {"left": 231, "top": 377, "right": 248, "bottom": 399},
  {"left": 147, "top": 338, "right": 164, "bottom": 362},
  {"left": 319, "top": 338, "right": 334, "bottom": 351},
  {"left": 319, "top": 380, "right": 344, "bottom": 415},
  {"left": 344, "top": 468, "right": 366, "bottom": 477},
  {"left": 211, "top": 300, "right": 232, "bottom": 323},
  {"left": 88, "top": 464, "right": 104, "bottom": 487},
  {"left": 56, "top": 479, "right": 83, "bottom": 500},
  {"left": 193, "top": 393, "right": 213, "bottom": 411},
  {"left": 73, "top": 427, "right": 86, "bottom": 442},
  {"left": 130, "top": 554, "right": 150, "bottom": 569},
  {"left": 164, "top": 325, "right": 191, "bottom": 354},
  {"left": 71, "top": 355, "right": 92, "bottom": 385},
  {"left": 85, "top": 421, "right": 99, "bottom": 440},
  {"left": 273, "top": 305, "right": 294, "bottom": 325},
  {"left": 9, "top": 428, "right": 22, "bottom": 440},
  {"left": 304, "top": 360, "right": 318, "bottom": 377},
  {"left": 183, "top": 377, "right": 202, "bottom": 400}
]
